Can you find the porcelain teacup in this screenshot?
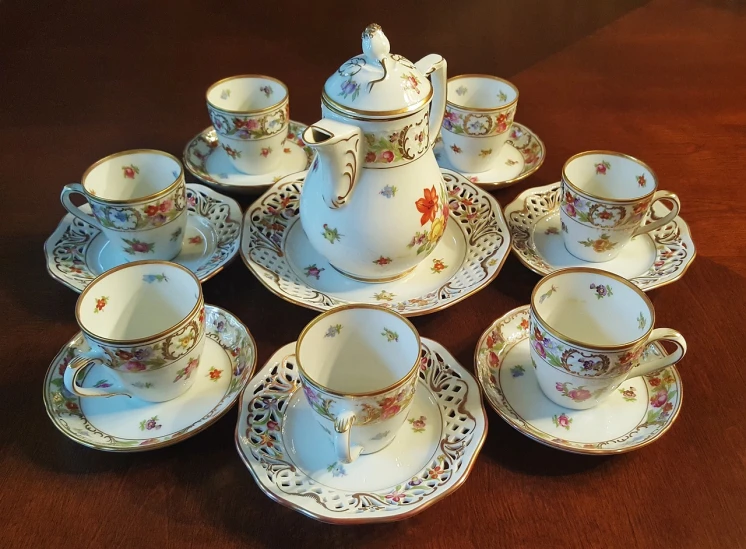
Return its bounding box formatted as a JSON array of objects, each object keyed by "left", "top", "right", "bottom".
[
  {"left": 529, "top": 268, "right": 687, "bottom": 410},
  {"left": 62, "top": 261, "right": 206, "bottom": 403},
  {"left": 560, "top": 151, "right": 681, "bottom": 262},
  {"left": 294, "top": 304, "right": 421, "bottom": 463},
  {"left": 61, "top": 149, "right": 187, "bottom": 261},
  {"left": 441, "top": 75, "right": 519, "bottom": 173},
  {"left": 206, "top": 75, "right": 289, "bottom": 175}
]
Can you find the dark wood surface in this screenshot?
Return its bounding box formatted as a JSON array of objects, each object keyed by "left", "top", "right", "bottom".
[{"left": 2, "top": 0, "right": 745, "bottom": 547}]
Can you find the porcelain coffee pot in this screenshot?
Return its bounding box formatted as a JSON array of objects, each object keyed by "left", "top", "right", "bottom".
[{"left": 300, "top": 24, "right": 449, "bottom": 282}]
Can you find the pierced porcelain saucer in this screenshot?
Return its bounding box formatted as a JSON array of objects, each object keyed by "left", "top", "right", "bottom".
[
  {"left": 475, "top": 306, "right": 682, "bottom": 455},
  {"left": 240, "top": 169, "right": 510, "bottom": 316},
  {"left": 44, "top": 184, "right": 242, "bottom": 293},
  {"left": 235, "top": 339, "right": 487, "bottom": 524},
  {"left": 183, "top": 121, "right": 314, "bottom": 194},
  {"left": 44, "top": 305, "right": 257, "bottom": 452},
  {"left": 504, "top": 183, "right": 696, "bottom": 291},
  {"left": 433, "top": 122, "right": 545, "bottom": 189}
]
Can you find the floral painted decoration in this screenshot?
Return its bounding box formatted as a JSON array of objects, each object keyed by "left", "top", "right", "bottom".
[
  {"left": 90, "top": 181, "right": 186, "bottom": 232},
  {"left": 510, "top": 365, "right": 525, "bottom": 377},
  {"left": 260, "top": 147, "right": 272, "bottom": 158},
  {"left": 455, "top": 85, "right": 467, "bottom": 96},
  {"left": 142, "top": 273, "right": 168, "bottom": 283},
  {"left": 94, "top": 296, "right": 109, "bottom": 313},
  {"left": 579, "top": 234, "right": 617, "bottom": 253},
  {"left": 326, "top": 461, "right": 347, "bottom": 477},
  {"left": 122, "top": 238, "right": 155, "bottom": 256},
  {"left": 208, "top": 367, "right": 222, "bottom": 382},
  {"left": 339, "top": 78, "right": 360, "bottom": 101},
  {"left": 188, "top": 236, "right": 203, "bottom": 245},
  {"left": 139, "top": 416, "right": 162, "bottom": 431},
  {"left": 409, "top": 416, "right": 426, "bottom": 432},
  {"left": 373, "top": 290, "right": 396, "bottom": 301},
  {"left": 619, "top": 387, "right": 637, "bottom": 402},
  {"left": 589, "top": 282, "right": 613, "bottom": 299},
  {"left": 381, "top": 328, "right": 399, "bottom": 342},
  {"left": 304, "top": 264, "right": 324, "bottom": 280},
  {"left": 259, "top": 85, "right": 273, "bottom": 98},
  {"left": 222, "top": 144, "right": 242, "bottom": 159},
  {"left": 373, "top": 256, "right": 392, "bottom": 266},
  {"left": 401, "top": 72, "right": 421, "bottom": 94},
  {"left": 555, "top": 381, "right": 603, "bottom": 403},
  {"left": 324, "top": 324, "right": 342, "bottom": 338},
  {"left": 479, "top": 149, "right": 493, "bottom": 157},
  {"left": 638, "top": 312, "right": 647, "bottom": 330},
  {"left": 595, "top": 160, "right": 611, "bottom": 175},
  {"left": 538, "top": 284, "right": 557, "bottom": 304},
  {"left": 380, "top": 185, "right": 397, "bottom": 198},
  {"left": 122, "top": 165, "right": 140, "bottom": 179},
  {"left": 637, "top": 174, "right": 647, "bottom": 187},
  {"left": 431, "top": 258, "right": 447, "bottom": 274},
  {"left": 322, "top": 224, "right": 342, "bottom": 244},
  {"left": 173, "top": 357, "right": 199, "bottom": 383},
  {"left": 552, "top": 413, "right": 572, "bottom": 430}
]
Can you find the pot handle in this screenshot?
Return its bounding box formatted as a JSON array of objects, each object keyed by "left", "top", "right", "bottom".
[{"left": 415, "top": 54, "right": 447, "bottom": 145}]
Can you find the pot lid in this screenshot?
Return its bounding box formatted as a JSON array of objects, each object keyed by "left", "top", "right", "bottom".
[{"left": 322, "top": 24, "right": 433, "bottom": 118}]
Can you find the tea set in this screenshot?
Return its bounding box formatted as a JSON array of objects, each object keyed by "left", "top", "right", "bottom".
[{"left": 43, "top": 24, "right": 694, "bottom": 523}]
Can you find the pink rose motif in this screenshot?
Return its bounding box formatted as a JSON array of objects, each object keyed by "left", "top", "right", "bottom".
[
  {"left": 123, "top": 166, "right": 136, "bottom": 179},
  {"left": 267, "top": 420, "right": 279, "bottom": 431},
  {"left": 124, "top": 360, "right": 147, "bottom": 372},
  {"left": 568, "top": 388, "right": 592, "bottom": 401},
  {"left": 381, "top": 150, "right": 394, "bottom": 163},
  {"left": 557, "top": 414, "right": 570, "bottom": 428},
  {"left": 555, "top": 382, "right": 564, "bottom": 391},
  {"left": 385, "top": 491, "right": 405, "bottom": 503},
  {"left": 445, "top": 111, "right": 459, "bottom": 122},
  {"left": 650, "top": 389, "right": 668, "bottom": 408},
  {"left": 158, "top": 200, "right": 173, "bottom": 213},
  {"left": 488, "top": 351, "right": 499, "bottom": 367},
  {"left": 365, "top": 151, "right": 376, "bottom": 163},
  {"left": 246, "top": 119, "right": 259, "bottom": 130},
  {"left": 565, "top": 203, "right": 576, "bottom": 217},
  {"left": 596, "top": 163, "right": 607, "bottom": 175}
]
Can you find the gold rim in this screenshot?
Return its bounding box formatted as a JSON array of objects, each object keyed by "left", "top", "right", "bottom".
[
  {"left": 75, "top": 260, "right": 203, "bottom": 345},
  {"left": 234, "top": 344, "right": 488, "bottom": 524},
  {"left": 295, "top": 304, "right": 421, "bottom": 398},
  {"left": 80, "top": 149, "right": 184, "bottom": 205},
  {"left": 321, "top": 88, "right": 433, "bottom": 119},
  {"left": 475, "top": 306, "right": 683, "bottom": 456},
  {"left": 446, "top": 74, "right": 519, "bottom": 111},
  {"left": 530, "top": 267, "right": 656, "bottom": 350},
  {"left": 43, "top": 306, "right": 258, "bottom": 453},
  {"left": 329, "top": 263, "right": 416, "bottom": 283},
  {"left": 206, "top": 74, "right": 289, "bottom": 115},
  {"left": 562, "top": 150, "right": 658, "bottom": 203}
]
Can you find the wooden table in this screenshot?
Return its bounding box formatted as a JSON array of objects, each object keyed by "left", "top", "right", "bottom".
[{"left": 2, "top": 0, "right": 745, "bottom": 547}]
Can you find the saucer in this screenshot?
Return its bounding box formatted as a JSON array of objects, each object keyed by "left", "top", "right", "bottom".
[
  {"left": 475, "top": 305, "right": 683, "bottom": 455},
  {"left": 433, "top": 122, "right": 545, "bottom": 189},
  {"left": 183, "top": 121, "right": 314, "bottom": 194},
  {"left": 44, "top": 184, "right": 242, "bottom": 293},
  {"left": 240, "top": 169, "right": 510, "bottom": 316},
  {"left": 504, "top": 183, "right": 696, "bottom": 291},
  {"left": 235, "top": 338, "right": 487, "bottom": 524},
  {"left": 44, "top": 305, "right": 257, "bottom": 452}
]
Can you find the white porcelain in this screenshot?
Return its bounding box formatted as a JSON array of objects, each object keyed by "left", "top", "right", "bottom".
[
  {"left": 476, "top": 305, "right": 683, "bottom": 454},
  {"left": 62, "top": 261, "right": 206, "bottom": 403},
  {"left": 295, "top": 305, "right": 420, "bottom": 463},
  {"left": 300, "top": 24, "right": 448, "bottom": 282},
  {"left": 236, "top": 339, "right": 486, "bottom": 523},
  {"left": 561, "top": 151, "right": 681, "bottom": 262},
  {"left": 206, "top": 75, "right": 289, "bottom": 175},
  {"left": 441, "top": 75, "right": 518, "bottom": 173},
  {"left": 61, "top": 149, "right": 188, "bottom": 261},
  {"left": 505, "top": 182, "right": 696, "bottom": 291},
  {"left": 241, "top": 169, "right": 510, "bottom": 316},
  {"left": 45, "top": 184, "right": 242, "bottom": 293},
  {"left": 433, "top": 123, "right": 545, "bottom": 189},
  {"left": 45, "top": 305, "right": 256, "bottom": 451},
  {"left": 183, "top": 122, "right": 314, "bottom": 193},
  {"left": 529, "top": 268, "right": 686, "bottom": 410}
]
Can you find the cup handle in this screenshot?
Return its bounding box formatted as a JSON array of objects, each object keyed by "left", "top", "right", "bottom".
[
  {"left": 415, "top": 54, "right": 447, "bottom": 145},
  {"left": 61, "top": 183, "right": 103, "bottom": 230},
  {"left": 63, "top": 351, "right": 132, "bottom": 398},
  {"left": 633, "top": 191, "right": 680, "bottom": 237},
  {"left": 333, "top": 411, "right": 363, "bottom": 464},
  {"left": 630, "top": 328, "right": 687, "bottom": 378}
]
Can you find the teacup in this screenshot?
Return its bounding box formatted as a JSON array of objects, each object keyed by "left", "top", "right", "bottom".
[
  {"left": 62, "top": 261, "right": 206, "bottom": 403},
  {"left": 295, "top": 304, "right": 421, "bottom": 463},
  {"left": 560, "top": 151, "right": 681, "bottom": 262},
  {"left": 206, "top": 75, "right": 289, "bottom": 175},
  {"left": 529, "top": 268, "right": 687, "bottom": 410},
  {"left": 61, "top": 149, "right": 187, "bottom": 261},
  {"left": 441, "top": 74, "right": 518, "bottom": 173}
]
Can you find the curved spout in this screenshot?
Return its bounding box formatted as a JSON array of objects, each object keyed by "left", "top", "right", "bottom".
[{"left": 302, "top": 120, "right": 364, "bottom": 209}]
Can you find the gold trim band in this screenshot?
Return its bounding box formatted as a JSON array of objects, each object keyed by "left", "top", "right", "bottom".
[
  {"left": 294, "top": 304, "right": 422, "bottom": 397},
  {"left": 321, "top": 87, "right": 433, "bottom": 118},
  {"left": 80, "top": 149, "right": 185, "bottom": 205},
  {"left": 562, "top": 150, "right": 658, "bottom": 203},
  {"left": 530, "top": 267, "right": 656, "bottom": 350}
]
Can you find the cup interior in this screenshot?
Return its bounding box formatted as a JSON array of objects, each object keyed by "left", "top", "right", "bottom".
[
  {"left": 207, "top": 75, "right": 288, "bottom": 113},
  {"left": 297, "top": 307, "right": 420, "bottom": 394},
  {"left": 447, "top": 75, "right": 518, "bottom": 110},
  {"left": 564, "top": 152, "right": 656, "bottom": 201},
  {"left": 532, "top": 269, "right": 653, "bottom": 347},
  {"left": 82, "top": 150, "right": 182, "bottom": 203},
  {"left": 77, "top": 261, "right": 201, "bottom": 341}
]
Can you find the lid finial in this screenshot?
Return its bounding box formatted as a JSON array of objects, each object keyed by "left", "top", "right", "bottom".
[{"left": 362, "top": 24, "right": 389, "bottom": 64}]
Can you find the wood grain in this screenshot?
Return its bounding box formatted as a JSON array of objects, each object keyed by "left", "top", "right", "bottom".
[{"left": 1, "top": 0, "right": 745, "bottom": 547}]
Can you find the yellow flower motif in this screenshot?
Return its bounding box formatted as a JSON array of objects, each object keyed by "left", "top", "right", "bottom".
[
  {"left": 428, "top": 216, "right": 445, "bottom": 243},
  {"left": 179, "top": 334, "right": 194, "bottom": 348}
]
